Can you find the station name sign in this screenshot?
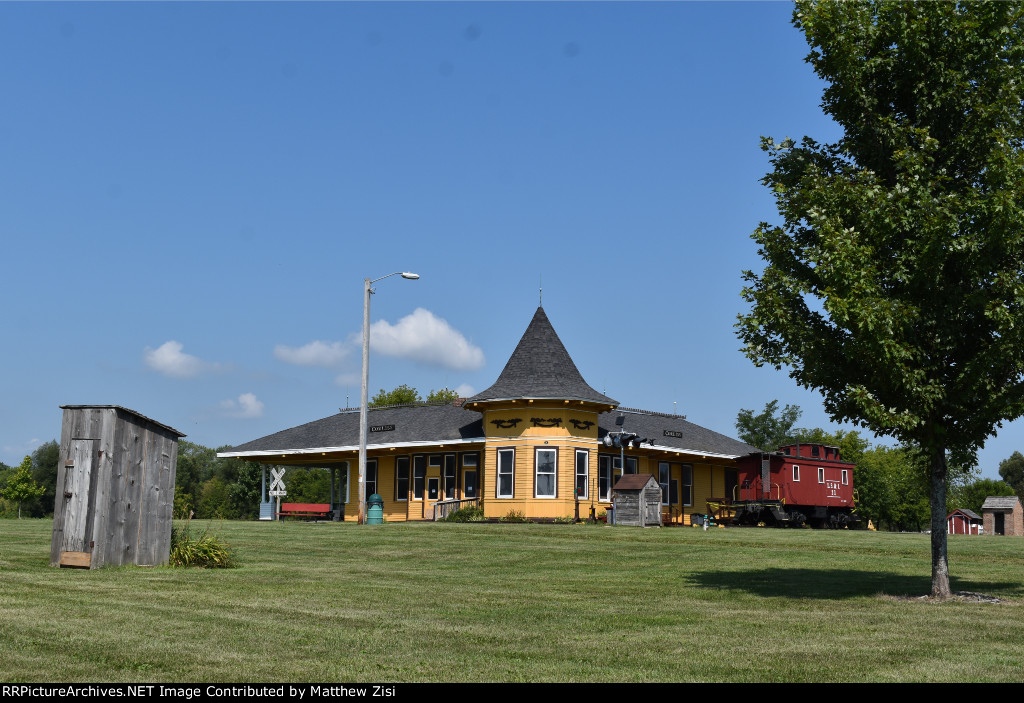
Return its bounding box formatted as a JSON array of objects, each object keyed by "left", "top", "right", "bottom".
[
  {"left": 663, "top": 430, "right": 683, "bottom": 438},
  {"left": 370, "top": 424, "right": 396, "bottom": 433}
]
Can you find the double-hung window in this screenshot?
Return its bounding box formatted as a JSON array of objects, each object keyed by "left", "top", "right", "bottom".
[
  {"left": 366, "top": 459, "right": 378, "bottom": 496},
  {"left": 395, "top": 457, "right": 409, "bottom": 501},
  {"left": 497, "top": 448, "right": 515, "bottom": 498},
  {"left": 444, "top": 454, "right": 457, "bottom": 499},
  {"left": 413, "top": 456, "right": 426, "bottom": 499},
  {"left": 681, "top": 463, "right": 693, "bottom": 506},
  {"left": 817, "top": 467, "right": 825, "bottom": 484},
  {"left": 598, "top": 455, "right": 612, "bottom": 501},
  {"left": 659, "top": 462, "right": 670, "bottom": 505},
  {"left": 575, "top": 450, "right": 589, "bottom": 499},
  {"left": 793, "top": 464, "right": 800, "bottom": 482},
  {"left": 535, "top": 448, "right": 557, "bottom": 498}
]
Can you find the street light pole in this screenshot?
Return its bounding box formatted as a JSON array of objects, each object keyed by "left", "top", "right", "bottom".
[{"left": 358, "top": 271, "right": 419, "bottom": 524}]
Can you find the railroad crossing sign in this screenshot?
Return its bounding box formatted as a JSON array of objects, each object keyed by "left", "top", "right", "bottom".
[{"left": 270, "top": 468, "right": 286, "bottom": 492}]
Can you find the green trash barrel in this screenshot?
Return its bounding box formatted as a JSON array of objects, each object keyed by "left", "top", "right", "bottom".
[{"left": 366, "top": 493, "right": 384, "bottom": 524}]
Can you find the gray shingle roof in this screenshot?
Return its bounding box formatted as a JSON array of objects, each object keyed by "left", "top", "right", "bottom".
[
  {"left": 597, "top": 409, "right": 760, "bottom": 458},
  {"left": 222, "top": 403, "right": 758, "bottom": 460},
  {"left": 982, "top": 496, "right": 1020, "bottom": 511},
  {"left": 467, "top": 307, "right": 617, "bottom": 406},
  {"left": 224, "top": 403, "right": 484, "bottom": 455}
]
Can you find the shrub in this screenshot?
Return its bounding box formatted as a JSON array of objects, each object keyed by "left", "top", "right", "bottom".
[
  {"left": 442, "top": 505, "right": 486, "bottom": 522},
  {"left": 169, "top": 519, "right": 235, "bottom": 568},
  {"left": 499, "top": 509, "right": 530, "bottom": 523},
  {"left": 553, "top": 515, "right": 576, "bottom": 524}
]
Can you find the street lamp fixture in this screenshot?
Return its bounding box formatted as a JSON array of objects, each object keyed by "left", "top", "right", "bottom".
[{"left": 359, "top": 271, "right": 419, "bottom": 524}]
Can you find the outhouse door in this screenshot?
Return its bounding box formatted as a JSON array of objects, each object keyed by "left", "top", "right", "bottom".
[
  {"left": 646, "top": 496, "right": 661, "bottom": 527},
  {"left": 60, "top": 439, "right": 96, "bottom": 567}
]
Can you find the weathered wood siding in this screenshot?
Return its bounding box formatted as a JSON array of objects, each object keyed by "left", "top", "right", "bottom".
[{"left": 51, "top": 406, "right": 182, "bottom": 568}]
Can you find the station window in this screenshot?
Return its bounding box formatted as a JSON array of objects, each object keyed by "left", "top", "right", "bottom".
[
  {"left": 444, "top": 454, "right": 457, "bottom": 499},
  {"left": 659, "top": 462, "right": 670, "bottom": 505},
  {"left": 395, "top": 456, "right": 409, "bottom": 501},
  {"left": 462, "top": 453, "right": 479, "bottom": 499},
  {"left": 682, "top": 463, "right": 693, "bottom": 506},
  {"left": 598, "top": 455, "right": 612, "bottom": 502},
  {"left": 413, "top": 456, "right": 426, "bottom": 499},
  {"left": 497, "top": 448, "right": 515, "bottom": 498},
  {"left": 535, "top": 448, "right": 557, "bottom": 498},
  {"left": 575, "top": 450, "right": 589, "bottom": 499},
  {"left": 366, "top": 459, "right": 378, "bottom": 496}
]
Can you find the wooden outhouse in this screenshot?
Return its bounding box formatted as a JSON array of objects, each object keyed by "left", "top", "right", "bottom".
[
  {"left": 981, "top": 496, "right": 1024, "bottom": 536},
  {"left": 51, "top": 405, "right": 185, "bottom": 569},
  {"left": 611, "top": 473, "right": 662, "bottom": 527}
]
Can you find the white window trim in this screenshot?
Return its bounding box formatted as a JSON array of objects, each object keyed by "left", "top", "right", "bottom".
[
  {"left": 535, "top": 447, "right": 557, "bottom": 499},
  {"left": 818, "top": 467, "right": 825, "bottom": 484},
  {"left": 793, "top": 464, "right": 800, "bottom": 482},
  {"left": 599, "top": 455, "right": 612, "bottom": 502},
  {"left": 841, "top": 469, "right": 848, "bottom": 485},
  {"left": 659, "top": 462, "right": 670, "bottom": 506},
  {"left": 497, "top": 448, "right": 515, "bottom": 499},
  {"left": 575, "top": 449, "right": 589, "bottom": 500}
]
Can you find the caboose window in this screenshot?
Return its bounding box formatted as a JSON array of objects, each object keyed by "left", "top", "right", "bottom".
[
  {"left": 793, "top": 465, "right": 800, "bottom": 482},
  {"left": 817, "top": 467, "right": 825, "bottom": 483},
  {"left": 811, "top": 445, "right": 820, "bottom": 457},
  {"left": 841, "top": 469, "right": 848, "bottom": 485}
]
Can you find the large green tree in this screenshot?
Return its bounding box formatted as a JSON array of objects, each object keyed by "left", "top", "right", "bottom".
[
  {"left": 737, "top": 2, "right": 1024, "bottom": 597},
  {"left": 997, "top": 451, "right": 1024, "bottom": 503},
  {"left": 735, "top": 400, "right": 803, "bottom": 450}
]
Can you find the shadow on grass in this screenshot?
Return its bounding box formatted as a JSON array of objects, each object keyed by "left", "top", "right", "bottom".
[{"left": 685, "top": 568, "right": 1023, "bottom": 599}]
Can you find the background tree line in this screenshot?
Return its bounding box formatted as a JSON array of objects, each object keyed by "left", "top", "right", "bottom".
[{"left": 736, "top": 401, "right": 1021, "bottom": 532}]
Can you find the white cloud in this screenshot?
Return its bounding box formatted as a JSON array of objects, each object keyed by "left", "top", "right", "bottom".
[
  {"left": 369, "top": 308, "right": 485, "bottom": 371},
  {"left": 143, "top": 341, "right": 219, "bottom": 379},
  {"left": 334, "top": 372, "right": 361, "bottom": 387},
  {"left": 454, "top": 383, "right": 475, "bottom": 397},
  {"left": 274, "top": 340, "right": 350, "bottom": 367},
  {"left": 221, "top": 392, "right": 265, "bottom": 418}
]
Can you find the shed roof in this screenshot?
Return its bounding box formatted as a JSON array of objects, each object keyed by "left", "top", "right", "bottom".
[
  {"left": 466, "top": 307, "right": 617, "bottom": 407},
  {"left": 60, "top": 405, "right": 186, "bottom": 438},
  {"left": 949, "top": 508, "right": 982, "bottom": 521},
  {"left": 612, "top": 473, "right": 660, "bottom": 491},
  {"left": 982, "top": 496, "right": 1021, "bottom": 511}
]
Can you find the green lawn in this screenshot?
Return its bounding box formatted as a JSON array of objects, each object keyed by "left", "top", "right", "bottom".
[{"left": 2, "top": 519, "right": 1023, "bottom": 682}]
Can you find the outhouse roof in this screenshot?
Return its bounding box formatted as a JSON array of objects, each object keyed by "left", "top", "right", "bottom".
[
  {"left": 612, "top": 473, "right": 660, "bottom": 491},
  {"left": 60, "top": 405, "right": 186, "bottom": 437}
]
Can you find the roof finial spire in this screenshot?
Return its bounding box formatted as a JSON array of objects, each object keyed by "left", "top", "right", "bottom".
[{"left": 539, "top": 274, "right": 542, "bottom": 307}]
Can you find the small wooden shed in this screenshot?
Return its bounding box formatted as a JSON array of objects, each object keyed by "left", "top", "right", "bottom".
[
  {"left": 51, "top": 405, "right": 185, "bottom": 569},
  {"left": 981, "top": 496, "right": 1024, "bottom": 536},
  {"left": 947, "top": 508, "right": 983, "bottom": 535},
  {"left": 611, "top": 473, "right": 662, "bottom": 527}
]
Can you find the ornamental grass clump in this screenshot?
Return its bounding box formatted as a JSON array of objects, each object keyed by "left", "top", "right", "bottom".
[
  {"left": 169, "top": 519, "right": 235, "bottom": 568},
  {"left": 441, "top": 505, "right": 486, "bottom": 522}
]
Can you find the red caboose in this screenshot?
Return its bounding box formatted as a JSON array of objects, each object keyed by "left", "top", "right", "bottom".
[{"left": 732, "top": 443, "right": 860, "bottom": 528}]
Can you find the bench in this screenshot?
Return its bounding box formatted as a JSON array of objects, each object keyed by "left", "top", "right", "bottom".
[{"left": 276, "top": 502, "right": 332, "bottom": 521}]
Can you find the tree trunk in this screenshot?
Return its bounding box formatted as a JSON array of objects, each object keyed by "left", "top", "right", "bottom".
[{"left": 930, "top": 447, "right": 952, "bottom": 598}]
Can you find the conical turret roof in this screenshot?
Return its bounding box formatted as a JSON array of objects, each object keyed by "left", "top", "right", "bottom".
[{"left": 466, "top": 307, "right": 617, "bottom": 407}]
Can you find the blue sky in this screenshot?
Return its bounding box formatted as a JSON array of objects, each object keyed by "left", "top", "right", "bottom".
[{"left": 1, "top": 1, "right": 1018, "bottom": 479}]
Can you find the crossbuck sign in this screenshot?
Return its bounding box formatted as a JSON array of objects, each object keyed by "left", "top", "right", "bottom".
[{"left": 269, "top": 468, "right": 286, "bottom": 497}]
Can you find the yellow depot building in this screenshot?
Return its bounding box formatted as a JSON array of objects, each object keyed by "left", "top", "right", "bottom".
[{"left": 219, "top": 307, "right": 758, "bottom": 523}]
